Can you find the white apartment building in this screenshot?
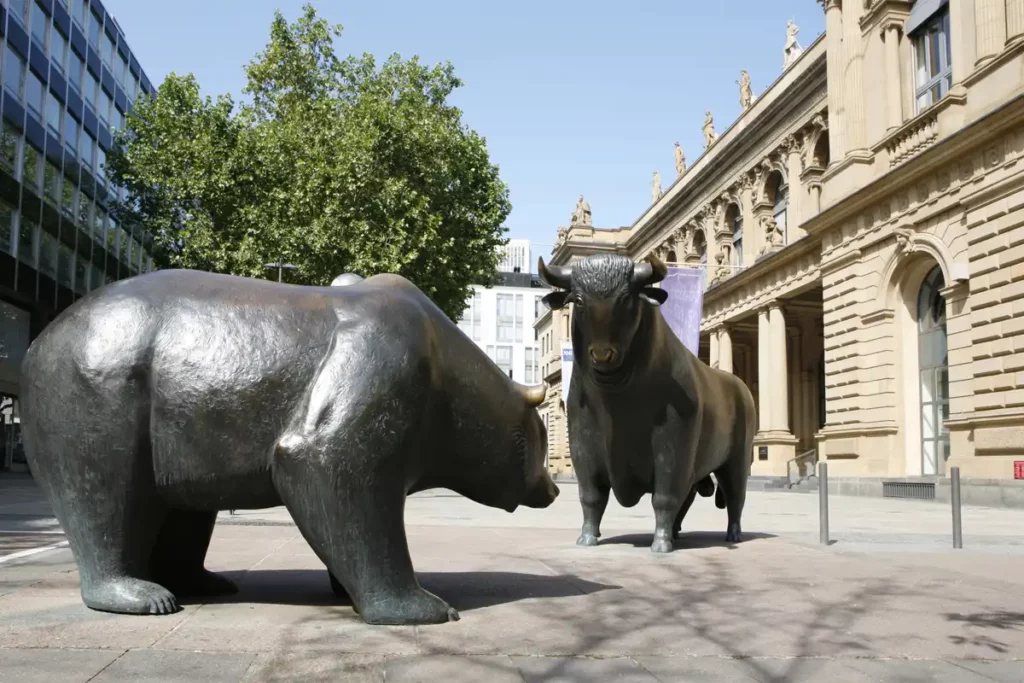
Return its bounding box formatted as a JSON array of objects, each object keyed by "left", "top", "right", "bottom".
[
  {"left": 458, "top": 241, "right": 548, "bottom": 385},
  {"left": 496, "top": 239, "right": 531, "bottom": 274}
]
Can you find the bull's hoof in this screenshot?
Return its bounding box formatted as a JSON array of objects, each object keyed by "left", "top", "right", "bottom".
[
  {"left": 576, "top": 532, "right": 599, "bottom": 547},
  {"left": 359, "top": 589, "right": 459, "bottom": 625},
  {"left": 650, "top": 536, "right": 674, "bottom": 554},
  {"left": 725, "top": 522, "right": 742, "bottom": 544}
]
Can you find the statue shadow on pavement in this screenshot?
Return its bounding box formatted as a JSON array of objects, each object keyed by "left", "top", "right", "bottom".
[
  {"left": 178, "top": 569, "right": 621, "bottom": 613},
  {"left": 597, "top": 531, "right": 776, "bottom": 550}
]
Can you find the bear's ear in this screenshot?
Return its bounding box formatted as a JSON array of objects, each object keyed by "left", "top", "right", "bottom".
[
  {"left": 542, "top": 290, "right": 571, "bottom": 310},
  {"left": 639, "top": 287, "right": 668, "bottom": 306}
]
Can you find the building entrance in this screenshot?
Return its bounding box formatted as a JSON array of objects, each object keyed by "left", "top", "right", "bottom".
[{"left": 917, "top": 266, "right": 949, "bottom": 476}]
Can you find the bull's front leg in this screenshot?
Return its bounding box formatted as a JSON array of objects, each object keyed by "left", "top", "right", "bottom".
[
  {"left": 651, "top": 432, "right": 698, "bottom": 554},
  {"left": 577, "top": 479, "right": 610, "bottom": 546},
  {"left": 651, "top": 488, "right": 686, "bottom": 553}
]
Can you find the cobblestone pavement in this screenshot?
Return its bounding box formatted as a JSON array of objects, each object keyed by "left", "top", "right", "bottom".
[{"left": 1, "top": 474, "right": 1023, "bottom": 681}]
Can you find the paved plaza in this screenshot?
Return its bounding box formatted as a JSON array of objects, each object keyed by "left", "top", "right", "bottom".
[{"left": 1, "top": 474, "right": 1023, "bottom": 681}]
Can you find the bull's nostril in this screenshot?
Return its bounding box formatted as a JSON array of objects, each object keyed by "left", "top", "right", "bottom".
[{"left": 589, "top": 346, "right": 614, "bottom": 363}]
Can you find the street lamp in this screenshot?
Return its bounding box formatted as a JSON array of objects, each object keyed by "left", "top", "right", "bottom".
[{"left": 263, "top": 261, "right": 298, "bottom": 283}]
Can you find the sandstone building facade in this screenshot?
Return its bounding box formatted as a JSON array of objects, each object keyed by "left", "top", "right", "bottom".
[{"left": 536, "top": 0, "right": 1024, "bottom": 483}]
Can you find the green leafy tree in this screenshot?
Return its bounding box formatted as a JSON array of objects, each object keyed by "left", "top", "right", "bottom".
[{"left": 109, "top": 4, "right": 510, "bottom": 319}]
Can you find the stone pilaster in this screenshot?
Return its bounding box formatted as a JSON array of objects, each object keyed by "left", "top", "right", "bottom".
[
  {"left": 809, "top": 183, "right": 823, "bottom": 214},
  {"left": 718, "top": 325, "right": 734, "bottom": 374},
  {"left": 950, "top": 0, "right": 977, "bottom": 87},
  {"left": 709, "top": 329, "right": 720, "bottom": 369},
  {"left": 975, "top": 0, "right": 1007, "bottom": 64},
  {"left": 1008, "top": 0, "right": 1024, "bottom": 43},
  {"left": 739, "top": 174, "right": 756, "bottom": 266},
  {"left": 822, "top": 0, "right": 846, "bottom": 159},
  {"left": 882, "top": 21, "right": 903, "bottom": 130},
  {"left": 843, "top": 0, "right": 867, "bottom": 153},
  {"left": 784, "top": 136, "right": 803, "bottom": 235}
]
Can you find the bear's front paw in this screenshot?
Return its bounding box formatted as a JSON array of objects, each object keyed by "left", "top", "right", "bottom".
[{"left": 359, "top": 588, "right": 459, "bottom": 626}]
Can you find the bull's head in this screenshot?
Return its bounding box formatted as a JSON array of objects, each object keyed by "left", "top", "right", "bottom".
[{"left": 538, "top": 254, "right": 668, "bottom": 374}]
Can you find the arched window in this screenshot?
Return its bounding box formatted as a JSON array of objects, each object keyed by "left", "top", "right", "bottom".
[
  {"left": 726, "top": 203, "right": 743, "bottom": 267},
  {"left": 917, "top": 265, "right": 949, "bottom": 476},
  {"left": 667, "top": 250, "right": 677, "bottom": 264}
]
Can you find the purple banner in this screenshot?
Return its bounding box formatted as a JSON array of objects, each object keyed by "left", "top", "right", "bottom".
[{"left": 658, "top": 267, "right": 704, "bottom": 355}]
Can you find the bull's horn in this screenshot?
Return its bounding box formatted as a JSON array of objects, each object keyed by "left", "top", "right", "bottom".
[
  {"left": 517, "top": 382, "right": 547, "bottom": 407},
  {"left": 538, "top": 257, "right": 572, "bottom": 290},
  {"left": 632, "top": 253, "right": 668, "bottom": 286}
]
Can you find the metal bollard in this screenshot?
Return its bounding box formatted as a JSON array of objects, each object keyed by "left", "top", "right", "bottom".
[
  {"left": 951, "top": 466, "right": 962, "bottom": 549},
  {"left": 819, "top": 461, "right": 829, "bottom": 545}
]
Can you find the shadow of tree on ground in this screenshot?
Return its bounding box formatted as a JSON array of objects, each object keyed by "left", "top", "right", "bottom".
[{"left": 945, "top": 610, "right": 1024, "bottom": 654}]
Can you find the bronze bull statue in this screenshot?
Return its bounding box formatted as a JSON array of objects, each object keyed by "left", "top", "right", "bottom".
[{"left": 539, "top": 253, "right": 756, "bottom": 553}]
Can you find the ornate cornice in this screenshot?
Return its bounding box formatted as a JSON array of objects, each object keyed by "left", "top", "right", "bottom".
[{"left": 860, "top": 0, "right": 912, "bottom": 34}]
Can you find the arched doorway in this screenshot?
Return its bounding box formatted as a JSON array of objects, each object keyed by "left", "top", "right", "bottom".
[{"left": 917, "top": 265, "right": 949, "bottom": 476}]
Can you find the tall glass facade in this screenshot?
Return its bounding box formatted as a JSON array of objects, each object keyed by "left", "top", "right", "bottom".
[{"left": 0, "top": 0, "right": 155, "bottom": 472}]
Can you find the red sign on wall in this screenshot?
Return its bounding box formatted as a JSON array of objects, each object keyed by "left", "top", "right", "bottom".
[{"left": 1015, "top": 461, "right": 1024, "bottom": 480}]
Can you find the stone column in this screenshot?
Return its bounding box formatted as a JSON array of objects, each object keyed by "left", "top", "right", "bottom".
[
  {"left": 821, "top": 0, "right": 846, "bottom": 159},
  {"left": 1008, "top": 0, "right": 1024, "bottom": 43},
  {"left": 757, "top": 307, "right": 772, "bottom": 432},
  {"left": 882, "top": 22, "right": 903, "bottom": 130},
  {"left": 975, "top": 0, "right": 1007, "bottom": 64},
  {"left": 718, "top": 325, "right": 734, "bottom": 374},
  {"left": 951, "top": 0, "right": 977, "bottom": 86},
  {"left": 789, "top": 327, "right": 802, "bottom": 448},
  {"left": 785, "top": 137, "right": 803, "bottom": 232},
  {"left": 740, "top": 176, "right": 755, "bottom": 265},
  {"left": 768, "top": 302, "right": 789, "bottom": 432},
  {"left": 843, "top": 0, "right": 867, "bottom": 153},
  {"left": 709, "top": 329, "right": 720, "bottom": 369},
  {"left": 809, "top": 183, "right": 823, "bottom": 215}
]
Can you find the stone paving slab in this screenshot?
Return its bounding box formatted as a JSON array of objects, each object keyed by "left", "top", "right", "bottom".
[{"left": 2, "top": 478, "right": 1024, "bottom": 680}]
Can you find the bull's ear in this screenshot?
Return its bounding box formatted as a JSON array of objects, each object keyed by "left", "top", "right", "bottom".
[
  {"left": 542, "top": 290, "right": 571, "bottom": 310},
  {"left": 639, "top": 287, "right": 668, "bottom": 306}
]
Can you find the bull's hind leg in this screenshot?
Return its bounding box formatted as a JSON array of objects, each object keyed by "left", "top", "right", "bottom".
[
  {"left": 674, "top": 476, "right": 716, "bottom": 538},
  {"left": 714, "top": 450, "right": 748, "bottom": 544},
  {"left": 150, "top": 510, "right": 237, "bottom": 598},
  {"left": 672, "top": 488, "right": 697, "bottom": 540}
]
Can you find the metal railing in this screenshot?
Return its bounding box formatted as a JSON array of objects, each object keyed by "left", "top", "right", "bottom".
[{"left": 786, "top": 448, "right": 818, "bottom": 486}]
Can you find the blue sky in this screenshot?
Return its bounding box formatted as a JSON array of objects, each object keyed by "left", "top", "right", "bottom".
[{"left": 103, "top": 0, "right": 824, "bottom": 266}]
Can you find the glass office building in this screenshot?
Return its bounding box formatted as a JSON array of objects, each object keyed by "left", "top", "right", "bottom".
[{"left": 0, "top": 0, "right": 155, "bottom": 471}]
